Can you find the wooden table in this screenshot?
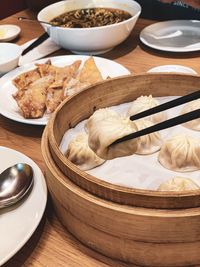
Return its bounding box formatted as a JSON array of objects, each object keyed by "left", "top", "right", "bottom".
[{"left": 1, "top": 9, "right": 200, "bottom": 267}]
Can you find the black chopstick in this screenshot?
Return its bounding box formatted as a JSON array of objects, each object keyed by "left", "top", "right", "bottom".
[
  {"left": 130, "top": 90, "right": 200, "bottom": 121},
  {"left": 21, "top": 32, "right": 49, "bottom": 56},
  {"left": 112, "top": 109, "right": 200, "bottom": 146}
]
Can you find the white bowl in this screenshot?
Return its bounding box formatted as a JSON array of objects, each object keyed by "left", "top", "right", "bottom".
[
  {"left": 38, "top": 0, "right": 141, "bottom": 55},
  {"left": 0, "top": 43, "right": 22, "bottom": 75}
]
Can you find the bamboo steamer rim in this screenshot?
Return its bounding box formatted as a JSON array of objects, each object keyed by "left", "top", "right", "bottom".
[
  {"left": 42, "top": 125, "right": 200, "bottom": 217},
  {"left": 47, "top": 73, "right": 200, "bottom": 208}
]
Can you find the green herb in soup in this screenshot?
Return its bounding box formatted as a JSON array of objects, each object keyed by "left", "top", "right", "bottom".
[{"left": 50, "top": 8, "right": 132, "bottom": 28}]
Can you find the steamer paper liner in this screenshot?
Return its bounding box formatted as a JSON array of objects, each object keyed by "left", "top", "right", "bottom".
[{"left": 60, "top": 96, "right": 200, "bottom": 190}]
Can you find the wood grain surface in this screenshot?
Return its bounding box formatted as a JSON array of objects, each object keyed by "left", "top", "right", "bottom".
[{"left": 1, "top": 9, "right": 200, "bottom": 267}]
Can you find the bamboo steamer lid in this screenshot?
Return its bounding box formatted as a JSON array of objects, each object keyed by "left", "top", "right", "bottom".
[
  {"left": 42, "top": 125, "right": 200, "bottom": 267},
  {"left": 47, "top": 73, "right": 200, "bottom": 209}
]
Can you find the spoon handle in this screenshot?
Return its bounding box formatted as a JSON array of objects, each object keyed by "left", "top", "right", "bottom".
[{"left": 18, "top": 16, "right": 53, "bottom": 26}]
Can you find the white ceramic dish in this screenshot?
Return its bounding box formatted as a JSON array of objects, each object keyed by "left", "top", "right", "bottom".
[
  {"left": 38, "top": 0, "right": 141, "bottom": 55},
  {"left": 0, "top": 24, "right": 21, "bottom": 42},
  {"left": 0, "top": 43, "right": 22, "bottom": 75},
  {"left": 140, "top": 20, "right": 200, "bottom": 52},
  {"left": 0, "top": 146, "right": 47, "bottom": 266},
  {"left": 0, "top": 55, "right": 130, "bottom": 125},
  {"left": 148, "top": 65, "right": 197, "bottom": 75}
]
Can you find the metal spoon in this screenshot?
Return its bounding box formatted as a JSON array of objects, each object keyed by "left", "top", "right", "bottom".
[
  {"left": 0, "top": 163, "right": 34, "bottom": 208},
  {"left": 18, "top": 16, "right": 55, "bottom": 27}
]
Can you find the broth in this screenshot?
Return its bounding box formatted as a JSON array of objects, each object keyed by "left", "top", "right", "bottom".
[{"left": 50, "top": 8, "right": 132, "bottom": 28}]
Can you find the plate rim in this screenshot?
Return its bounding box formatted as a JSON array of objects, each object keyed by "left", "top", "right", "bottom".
[
  {"left": 147, "top": 64, "right": 198, "bottom": 74},
  {"left": 140, "top": 20, "right": 200, "bottom": 52},
  {"left": 0, "top": 146, "right": 47, "bottom": 265},
  {"left": 0, "top": 55, "right": 130, "bottom": 126}
]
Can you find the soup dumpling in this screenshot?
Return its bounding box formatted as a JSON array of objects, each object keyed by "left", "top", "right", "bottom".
[
  {"left": 127, "top": 95, "right": 166, "bottom": 124},
  {"left": 85, "top": 108, "right": 118, "bottom": 132},
  {"left": 87, "top": 108, "right": 138, "bottom": 160},
  {"left": 134, "top": 119, "right": 162, "bottom": 155},
  {"left": 158, "top": 134, "right": 200, "bottom": 172},
  {"left": 66, "top": 132, "right": 105, "bottom": 171},
  {"left": 158, "top": 177, "right": 199, "bottom": 191},
  {"left": 181, "top": 99, "right": 200, "bottom": 131}
]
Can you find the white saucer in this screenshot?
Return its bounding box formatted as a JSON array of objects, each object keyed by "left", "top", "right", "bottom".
[
  {"left": 0, "top": 146, "right": 47, "bottom": 265},
  {"left": 140, "top": 20, "right": 200, "bottom": 52},
  {"left": 147, "top": 65, "right": 197, "bottom": 75},
  {"left": 0, "top": 24, "right": 21, "bottom": 42}
]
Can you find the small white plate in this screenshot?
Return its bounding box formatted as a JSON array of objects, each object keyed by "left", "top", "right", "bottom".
[
  {"left": 0, "top": 146, "right": 47, "bottom": 266},
  {"left": 140, "top": 20, "right": 200, "bottom": 52},
  {"left": 0, "top": 25, "right": 21, "bottom": 42},
  {"left": 148, "top": 65, "right": 197, "bottom": 75},
  {"left": 0, "top": 55, "right": 130, "bottom": 125}
]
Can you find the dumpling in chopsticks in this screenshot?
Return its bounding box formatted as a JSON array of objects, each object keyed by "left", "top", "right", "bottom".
[
  {"left": 66, "top": 132, "right": 105, "bottom": 171},
  {"left": 134, "top": 119, "right": 162, "bottom": 155},
  {"left": 157, "top": 177, "right": 199, "bottom": 191},
  {"left": 158, "top": 134, "right": 200, "bottom": 172},
  {"left": 127, "top": 95, "right": 166, "bottom": 124},
  {"left": 85, "top": 108, "right": 119, "bottom": 132},
  {"left": 181, "top": 99, "right": 200, "bottom": 131},
  {"left": 87, "top": 108, "right": 138, "bottom": 160}
]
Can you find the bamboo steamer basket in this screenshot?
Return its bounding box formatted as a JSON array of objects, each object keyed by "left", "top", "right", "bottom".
[
  {"left": 47, "top": 73, "right": 200, "bottom": 209},
  {"left": 42, "top": 125, "right": 200, "bottom": 267}
]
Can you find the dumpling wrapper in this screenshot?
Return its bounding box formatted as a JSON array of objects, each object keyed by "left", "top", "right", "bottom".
[
  {"left": 158, "top": 134, "right": 200, "bottom": 172},
  {"left": 181, "top": 99, "right": 200, "bottom": 131},
  {"left": 158, "top": 177, "right": 199, "bottom": 191},
  {"left": 134, "top": 119, "right": 162, "bottom": 155},
  {"left": 87, "top": 108, "right": 138, "bottom": 160},
  {"left": 127, "top": 95, "right": 167, "bottom": 124},
  {"left": 66, "top": 132, "right": 105, "bottom": 171}
]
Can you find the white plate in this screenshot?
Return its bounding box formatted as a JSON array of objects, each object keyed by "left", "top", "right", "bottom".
[
  {"left": 0, "top": 146, "right": 47, "bottom": 266},
  {"left": 147, "top": 65, "right": 197, "bottom": 74},
  {"left": 140, "top": 20, "right": 200, "bottom": 52},
  {"left": 0, "top": 24, "right": 21, "bottom": 42},
  {"left": 0, "top": 55, "right": 130, "bottom": 125}
]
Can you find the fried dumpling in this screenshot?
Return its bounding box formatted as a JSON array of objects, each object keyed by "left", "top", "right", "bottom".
[
  {"left": 64, "top": 57, "right": 103, "bottom": 96},
  {"left": 45, "top": 60, "right": 81, "bottom": 113},
  {"left": 12, "top": 68, "right": 41, "bottom": 90},
  {"left": 36, "top": 60, "right": 56, "bottom": 77},
  {"left": 66, "top": 132, "right": 105, "bottom": 171},
  {"left": 181, "top": 99, "right": 200, "bottom": 131},
  {"left": 127, "top": 95, "right": 166, "bottom": 124},
  {"left": 77, "top": 57, "right": 103, "bottom": 84},
  {"left": 87, "top": 108, "right": 138, "bottom": 160},
  {"left": 49, "top": 60, "right": 81, "bottom": 89},
  {"left": 13, "top": 76, "right": 53, "bottom": 118},
  {"left": 157, "top": 177, "right": 199, "bottom": 191},
  {"left": 158, "top": 134, "right": 200, "bottom": 172},
  {"left": 134, "top": 119, "right": 162, "bottom": 155}
]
